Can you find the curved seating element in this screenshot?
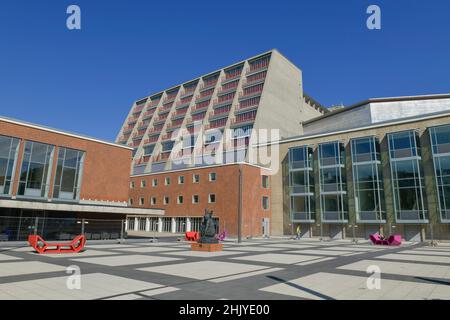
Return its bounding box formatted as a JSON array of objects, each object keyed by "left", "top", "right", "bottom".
[
  {"left": 369, "top": 234, "right": 402, "bottom": 246},
  {"left": 28, "top": 235, "right": 86, "bottom": 254},
  {"left": 185, "top": 231, "right": 199, "bottom": 242},
  {"left": 216, "top": 230, "right": 228, "bottom": 241}
]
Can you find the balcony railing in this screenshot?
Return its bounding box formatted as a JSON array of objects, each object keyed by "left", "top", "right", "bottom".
[
  {"left": 142, "top": 110, "right": 154, "bottom": 119},
  {"left": 132, "top": 140, "right": 142, "bottom": 147},
  {"left": 192, "top": 112, "right": 206, "bottom": 121},
  {"left": 148, "top": 125, "right": 163, "bottom": 134},
  {"left": 149, "top": 99, "right": 160, "bottom": 108},
  {"left": 166, "top": 119, "right": 183, "bottom": 131},
  {"left": 175, "top": 99, "right": 191, "bottom": 109},
  {"left": 143, "top": 136, "right": 159, "bottom": 145},
  {"left": 153, "top": 114, "right": 168, "bottom": 123},
  {"left": 199, "top": 80, "right": 218, "bottom": 91},
  {"left": 161, "top": 133, "right": 173, "bottom": 141},
  {"left": 237, "top": 96, "right": 260, "bottom": 111},
  {"left": 159, "top": 104, "right": 172, "bottom": 114},
  {"left": 163, "top": 93, "right": 178, "bottom": 105},
  {"left": 242, "top": 71, "right": 267, "bottom": 87},
  {"left": 239, "top": 85, "right": 264, "bottom": 100},
  {"left": 218, "top": 81, "right": 239, "bottom": 94},
  {"left": 172, "top": 108, "right": 188, "bottom": 118},
  {"left": 247, "top": 57, "right": 270, "bottom": 74},
  {"left": 133, "top": 104, "right": 145, "bottom": 114},
  {"left": 209, "top": 107, "right": 231, "bottom": 119},
  {"left": 123, "top": 124, "right": 134, "bottom": 132},
  {"left": 137, "top": 121, "right": 150, "bottom": 129},
  {"left": 214, "top": 93, "right": 235, "bottom": 106},
  {"left": 231, "top": 112, "right": 257, "bottom": 126},
  {"left": 133, "top": 129, "right": 146, "bottom": 137},
  {"left": 191, "top": 103, "right": 209, "bottom": 114},
  {"left": 222, "top": 71, "right": 242, "bottom": 83},
  {"left": 180, "top": 87, "right": 196, "bottom": 98},
  {"left": 153, "top": 153, "right": 170, "bottom": 162},
  {"left": 206, "top": 118, "right": 227, "bottom": 130}
]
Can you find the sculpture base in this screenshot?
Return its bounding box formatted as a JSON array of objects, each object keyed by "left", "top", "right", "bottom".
[{"left": 191, "top": 243, "right": 223, "bottom": 252}]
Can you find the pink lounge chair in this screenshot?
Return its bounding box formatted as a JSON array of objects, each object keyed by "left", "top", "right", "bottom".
[
  {"left": 369, "top": 234, "right": 389, "bottom": 245},
  {"left": 216, "top": 230, "right": 227, "bottom": 241},
  {"left": 369, "top": 234, "right": 402, "bottom": 246},
  {"left": 387, "top": 235, "right": 402, "bottom": 246}
]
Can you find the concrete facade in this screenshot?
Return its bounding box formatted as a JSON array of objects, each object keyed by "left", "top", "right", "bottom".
[{"left": 265, "top": 107, "right": 450, "bottom": 241}]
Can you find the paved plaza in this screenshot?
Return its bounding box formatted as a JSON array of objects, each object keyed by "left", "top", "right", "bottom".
[{"left": 0, "top": 239, "right": 449, "bottom": 300}]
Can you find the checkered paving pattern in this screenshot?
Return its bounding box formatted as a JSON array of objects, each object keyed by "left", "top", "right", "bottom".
[{"left": 0, "top": 238, "right": 449, "bottom": 300}]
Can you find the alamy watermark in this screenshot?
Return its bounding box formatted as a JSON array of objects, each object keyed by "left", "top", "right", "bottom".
[
  {"left": 66, "top": 5, "right": 81, "bottom": 30},
  {"left": 139, "top": 124, "right": 280, "bottom": 175},
  {"left": 367, "top": 5, "right": 381, "bottom": 30},
  {"left": 366, "top": 265, "right": 381, "bottom": 290},
  {"left": 66, "top": 265, "right": 82, "bottom": 290}
]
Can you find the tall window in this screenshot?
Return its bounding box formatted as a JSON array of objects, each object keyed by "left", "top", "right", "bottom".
[
  {"left": 262, "top": 175, "right": 270, "bottom": 189},
  {"left": 190, "top": 217, "right": 202, "bottom": 232},
  {"left": 18, "top": 141, "right": 54, "bottom": 198},
  {"left": 175, "top": 217, "right": 187, "bottom": 233},
  {"left": 318, "top": 141, "right": 348, "bottom": 222},
  {"left": 289, "top": 146, "right": 315, "bottom": 221},
  {"left": 0, "top": 135, "right": 20, "bottom": 196},
  {"left": 429, "top": 125, "right": 450, "bottom": 222},
  {"left": 388, "top": 130, "right": 427, "bottom": 222},
  {"left": 162, "top": 217, "right": 171, "bottom": 232},
  {"left": 351, "top": 137, "right": 385, "bottom": 222},
  {"left": 53, "top": 147, "right": 85, "bottom": 201}
]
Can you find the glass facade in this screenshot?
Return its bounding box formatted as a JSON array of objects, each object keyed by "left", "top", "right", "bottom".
[
  {"left": 429, "top": 125, "right": 450, "bottom": 222},
  {"left": 388, "top": 130, "right": 427, "bottom": 222},
  {"left": 18, "top": 141, "right": 54, "bottom": 198},
  {"left": 350, "top": 137, "right": 386, "bottom": 222},
  {"left": 53, "top": 147, "right": 85, "bottom": 201},
  {"left": 0, "top": 135, "right": 20, "bottom": 196},
  {"left": 318, "top": 141, "right": 348, "bottom": 222},
  {"left": 289, "top": 146, "right": 315, "bottom": 221}
]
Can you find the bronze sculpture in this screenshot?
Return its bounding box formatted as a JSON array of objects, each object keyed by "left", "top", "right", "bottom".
[{"left": 198, "top": 209, "right": 218, "bottom": 244}]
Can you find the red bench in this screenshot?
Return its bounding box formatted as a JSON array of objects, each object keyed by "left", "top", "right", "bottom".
[
  {"left": 185, "top": 231, "right": 199, "bottom": 242},
  {"left": 28, "top": 235, "right": 86, "bottom": 254}
]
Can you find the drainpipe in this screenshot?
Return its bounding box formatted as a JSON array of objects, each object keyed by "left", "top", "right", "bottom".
[{"left": 238, "top": 165, "right": 243, "bottom": 243}]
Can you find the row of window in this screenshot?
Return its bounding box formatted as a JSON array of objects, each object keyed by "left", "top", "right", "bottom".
[
  {"left": 127, "top": 217, "right": 219, "bottom": 233},
  {"left": 131, "top": 172, "right": 217, "bottom": 188},
  {"left": 0, "top": 135, "right": 85, "bottom": 201},
  {"left": 288, "top": 124, "right": 450, "bottom": 223},
  {"left": 131, "top": 172, "right": 271, "bottom": 189},
  {"left": 130, "top": 194, "right": 271, "bottom": 210},
  {"left": 131, "top": 194, "right": 217, "bottom": 206}
]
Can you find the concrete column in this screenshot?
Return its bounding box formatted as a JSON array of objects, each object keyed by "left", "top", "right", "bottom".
[
  {"left": 124, "top": 219, "right": 129, "bottom": 231},
  {"left": 186, "top": 217, "right": 191, "bottom": 232},
  {"left": 145, "top": 218, "right": 150, "bottom": 232},
  {"left": 134, "top": 217, "right": 138, "bottom": 231},
  {"left": 171, "top": 218, "right": 176, "bottom": 233},
  {"left": 158, "top": 217, "right": 163, "bottom": 233}
]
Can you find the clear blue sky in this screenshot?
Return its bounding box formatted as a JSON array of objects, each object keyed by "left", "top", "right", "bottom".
[{"left": 1, "top": 0, "right": 450, "bottom": 141}]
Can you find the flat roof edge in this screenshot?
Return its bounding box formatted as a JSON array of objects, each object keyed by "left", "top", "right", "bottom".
[
  {"left": 257, "top": 109, "right": 450, "bottom": 147},
  {"left": 303, "top": 93, "right": 450, "bottom": 125},
  {"left": 0, "top": 198, "right": 164, "bottom": 215},
  {"left": 0, "top": 116, "right": 133, "bottom": 150}
]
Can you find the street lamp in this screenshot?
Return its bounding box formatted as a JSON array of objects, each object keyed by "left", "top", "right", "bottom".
[
  {"left": 289, "top": 223, "right": 294, "bottom": 240},
  {"left": 348, "top": 224, "right": 358, "bottom": 243},
  {"left": 317, "top": 223, "right": 323, "bottom": 241}
]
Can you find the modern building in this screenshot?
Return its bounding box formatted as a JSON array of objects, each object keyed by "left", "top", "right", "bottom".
[
  {"left": 119, "top": 49, "right": 326, "bottom": 237},
  {"left": 0, "top": 116, "right": 163, "bottom": 241},
  {"left": 264, "top": 94, "right": 450, "bottom": 241}
]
